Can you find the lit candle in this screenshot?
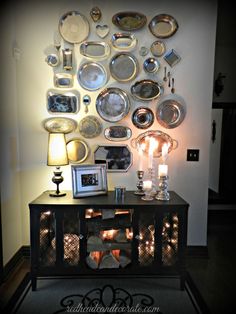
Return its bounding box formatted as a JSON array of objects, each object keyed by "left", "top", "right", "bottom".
[
  {"left": 138, "top": 143, "right": 145, "bottom": 171},
  {"left": 148, "top": 138, "right": 158, "bottom": 169},
  {"left": 162, "top": 143, "right": 169, "bottom": 163},
  {"left": 158, "top": 164, "right": 168, "bottom": 176},
  {"left": 143, "top": 180, "right": 152, "bottom": 191}
]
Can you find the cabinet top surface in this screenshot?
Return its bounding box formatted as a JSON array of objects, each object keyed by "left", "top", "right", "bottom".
[{"left": 29, "top": 191, "right": 189, "bottom": 208}]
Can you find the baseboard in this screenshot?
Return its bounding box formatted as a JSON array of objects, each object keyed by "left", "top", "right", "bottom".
[{"left": 186, "top": 246, "right": 208, "bottom": 258}]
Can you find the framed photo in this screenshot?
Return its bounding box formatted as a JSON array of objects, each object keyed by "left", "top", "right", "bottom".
[
  {"left": 94, "top": 145, "right": 132, "bottom": 172},
  {"left": 71, "top": 164, "right": 107, "bottom": 198}
]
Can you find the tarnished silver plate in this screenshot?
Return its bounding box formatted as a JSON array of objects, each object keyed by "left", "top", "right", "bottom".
[
  {"left": 149, "top": 14, "right": 178, "bottom": 38},
  {"left": 77, "top": 62, "right": 107, "bottom": 91},
  {"left": 131, "top": 130, "right": 178, "bottom": 158},
  {"left": 59, "top": 11, "right": 89, "bottom": 44},
  {"left": 110, "top": 53, "right": 139, "bottom": 82},
  {"left": 143, "top": 57, "right": 160, "bottom": 73},
  {"left": 80, "top": 41, "right": 110, "bottom": 60},
  {"left": 131, "top": 80, "right": 163, "bottom": 101},
  {"left": 156, "top": 99, "right": 186, "bottom": 129},
  {"left": 132, "top": 107, "right": 154, "bottom": 129},
  {"left": 43, "top": 117, "right": 77, "bottom": 133},
  {"left": 111, "top": 33, "right": 137, "bottom": 51},
  {"left": 150, "top": 40, "right": 166, "bottom": 57},
  {"left": 78, "top": 115, "right": 102, "bottom": 138},
  {"left": 112, "top": 12, "right": 147, "bottom": 31},
  {"left": 66, "top": 138, "right": 89, "bottom": 163},
  {"left": 104, "top": 126, "right": 132, "bottom": 141},
  {"left": 96, "top": 88, "right": 130, "bottom": 122}
]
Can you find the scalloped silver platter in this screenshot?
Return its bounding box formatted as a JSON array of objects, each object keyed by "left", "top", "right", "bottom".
[
  {"left": 43, "top": 117, "right": 77, "bottom": 134},
  {"left": 110, "top": 53, "right": 139, "bottom": 82},
  {"left": 96, "top": 88, "right": 130, "bottom": 122},
  {"left": 59, "top": 11, "right": 89, "bottom": 44},
  {"left": 111, "top": 33, "right": 137, "bottom": 51},
  {"left": 131, "top": 80, "right": 163, "bottom": 101},
  {"left": 78, "top": 115, "right": 102, "bottom": 138},
  {"left": 112, "top": 11, "right": 147, "bottom": 31},
  {"left": 156, "top": 99, "right": 186, "bottom": 129},
  {"left": 77, "top": 62, "right": 107, "bottom": 91},
  {"left": 104, "top": 126, "right": 132, "bottom": 141},
  {"left": 150, "top": 40, "right": 166, "bottom": 57},
  {"left": 148, "top": 14, "right": 178, "bottom": 38},
  {"left": 132, "top": 107, "right": 154, "bottom": 129},
  {"left": 66, "top": 138, "right": 89, "bottom": 163},
  {"left": 80, "top": 41, "right": 110, "bottom": 60}
]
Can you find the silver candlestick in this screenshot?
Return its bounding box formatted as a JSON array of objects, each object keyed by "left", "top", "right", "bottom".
[
  {"left": 134, "top": 170, "right": 145, "bottom": 195},
  {"left": 156, "top": 176, "right": 170, "bottom": 201},
  {"left": 148, "top": 167, "right": 157, "bottom": 196}
]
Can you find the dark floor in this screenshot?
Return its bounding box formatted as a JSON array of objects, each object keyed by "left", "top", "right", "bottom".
[{"left": 0, "top": 211, "right": 235, "bottom": 314}]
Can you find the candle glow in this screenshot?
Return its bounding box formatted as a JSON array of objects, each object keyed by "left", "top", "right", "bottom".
[{"left": 148, "top": 137, "right": 158, "bottom": 169}]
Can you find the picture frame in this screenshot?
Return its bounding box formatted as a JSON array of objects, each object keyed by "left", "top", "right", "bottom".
[
  {"left": 71, "top": 164, "right": 107, "bottom": 198},
  {"left": 94, "top": 145, "right": 132, "bottom": 172}
]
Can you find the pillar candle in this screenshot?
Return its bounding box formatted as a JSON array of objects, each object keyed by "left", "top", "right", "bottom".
[
  {"left": 143, "top": 180, "right": 152, "bottom": 191},
  {"left": 138, "top": 144, "right": 143, "bottom": 171},
  {"left": 158, "top": 164, "right": 168, "bottom": 176}
]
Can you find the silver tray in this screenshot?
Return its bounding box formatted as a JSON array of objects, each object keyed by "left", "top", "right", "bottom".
[
  {"left": 47, "top": 89, "right": 80, "bottom": 114},
  {"left": 112, "top": 11, "right": 147, "bottom": 31},
  {"left": 80, "top": 41, "right": 110, "bottom": 60},
  {"left": 104, "top": 126, "right": 132, "bottom": 141},
  {"left": 156, "top": 99, "right": 186, "bottom": 129},
  {"left": 78, "top": 115, "right": 102, "bottom": 138},
  {"left": 148, "top": 14, "right": 178, "bottom": 38},
  {"left": 96, "top": 88, "right": 130, "bottom": 122},
  {"left": 132, "top": 107, "right": 154, "bottom": 129},
  {"left": 66, "top": 138, "right": 89, "bottom": 163},
  {"left": 131, "top": 80, "right": 163, "bottom": 101},
  {"left": 43, "top": 117, "right": 77, "bottom": 133},
  {"left": 77, "top": 62, "right": 107, "bottom": 91},
  {"left": 59, "top": 11, "right": 89, "bottom": 44},
  {"left": 111, "top": 33, "right": 137, "bottom": 51},
  {"left": 131, "top": 130, "right": 178, "bottom": 158},
  {"left": 143, "top": 57, "right": 160, "bottom": 73},
  {"left": 150, "top": 40, "right": 166, "bottom": 57},
  {"left": 110, "top": 53, "right": 139, "bottom": 82}
]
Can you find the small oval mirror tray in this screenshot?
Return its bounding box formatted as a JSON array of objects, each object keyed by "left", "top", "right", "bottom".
[
  {"left": 131, "top": 80, "right": 163, "bottom": 101},
  {"left": 111, "top": 33, "right": 137, "bottom": 51},
  {"left": 104, "top": 126, "right": 132, "bottom": 141},
  {"left": 80, "top": 41, "right": 110, "bottom": 60}
]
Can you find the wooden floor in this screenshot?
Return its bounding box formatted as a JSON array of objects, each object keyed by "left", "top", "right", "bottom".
[{"left": 0, "top": 211, "right": 235, "bottom": 313}]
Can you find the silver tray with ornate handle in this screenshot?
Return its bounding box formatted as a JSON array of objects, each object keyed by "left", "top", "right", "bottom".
[
  {"left": 80, "top": 41, "right": 110, "bottom": 60},
  {"left": 104, "top": 126, "right": 132, "bottom": 141},
  {"left": 111, "top": 33, "right": 137, "bottom": 51},
  {"left": 131, "top": 79, "right": 163, "bottom": 101}
]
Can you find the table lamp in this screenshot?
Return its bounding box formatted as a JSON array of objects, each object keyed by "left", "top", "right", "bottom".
[{"left": 47, "top": 133, "right": 68, "bottom": 197}]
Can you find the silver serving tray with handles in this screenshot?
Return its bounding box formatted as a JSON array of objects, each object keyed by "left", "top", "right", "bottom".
[
  {"left": 110, "top": 52, "right": 139, "bottom": 82},
  {"left": 77, "top": 62, "right": 107, "bottom": 91},
  {"left": 112, "top": 11, "right": 147, "bottom": 31},
  {"left": 148, "top": 14, "right": 178, "bottom": 39},
  {"left": 96, "top": 87, "right": 130, "bottom": 122},
  {"left": 111, "top": 33, "right": 137, "bottom": 51},
  {"left": 43, "top": 117, "right": 77, "bottom": 134},
  {"left": 132, "top": 107, "right": 154, "bottom": 129},
  {"left": 131, "top": 79, "right": 163, "bottom": 101},
  {"left": 80, "top": 41, "right": 110, "bottom": 60},
  {"left": 104, "top": 126, "right": 132, "bottom": 141}
]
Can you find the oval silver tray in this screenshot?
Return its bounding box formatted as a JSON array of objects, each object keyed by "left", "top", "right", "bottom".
[
  {"left": 104, "top": 126, "right": 132, "bottom": 141},
  {"left": 112, "top": 11, "right": 147, "bottom": 31},
  {"left": 149, "top": 14, "right": 178, "bottom": 39},
  {"left": 59, "top": 11, "right": 90, "bottom": 44},
  {"left": 132, "top": 107, "right": 154, "bottom": 129},
  {"left": 78, "top": 115, "right": 102, "bottom": 138},
  {"left": 80, "top": 41, "right": 110, "bottom": 60},
  {"left": 77, "top": 62, "right": 107, "bottom": 91},
  {"left": 131, "top": 80, "right": 163, "bottom": 101},
  {"left": 110, "top": 53, "right": 139, "bottom": 82},
  {"left": 66, "top": 138, "right": 89, "bottom": 163},
  {"left": 156, "top": 98, "right": 186, "bottom": 129},
  {"left": 43, "top": 117, "right": 77, "bottom": 133},
  {"left": 111, "top": 33, "right": 137, "bottom": 51},
  {"left": 96, "top": 87, "right": 130, "bottom": 122},
  {"left": 131, "top": 130, "right": 178, "bottom": 158}
]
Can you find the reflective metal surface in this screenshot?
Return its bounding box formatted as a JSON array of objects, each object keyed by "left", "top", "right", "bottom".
[
  {"left": 110, "top": 53, "right": 139, "bottom": 82},
  {"left": 104, "top": 126, "right": 132, "bottom": 141},
  {"left": 47, "top": 89, "right": 80, "bottom": 113},
  {"left": 78, "top": 115, "right": 102, "bottom": 138},
  {"left": 143, "top": 57, "right": 160, "bottom": 73},
  {"left": 77, "top": 62, "right": 107, "bottom": 91},
  {"left": 80, "top": 41, "right": 110, "bottom": 60},
  {"left": 150, "top": 40, "right": 166, "bottom": 57},
  {"left": 112, "top": 11, "right": 147, "bottom": 31},
  {"left": 132, "top": 107, "right": 154, "bottom": 129},
  {"left": 43, "top": 117, "right": 77, "bottom": 134},
  {"left": 148, "top": 14, "right": 178, "bottom": 38},
  {"left": 66, "top": 138, "right": 89, "bottom": 163},
  {"left": 111, "top": 33, "right": 137, "bottom": 51},
  {"left": 131, "top": 80, "right": 163, "bottom": 101}
]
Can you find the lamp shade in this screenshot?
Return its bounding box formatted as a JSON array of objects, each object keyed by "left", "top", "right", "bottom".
[{"left": 47, "top": 133, "right": 68, "bottom": 166}]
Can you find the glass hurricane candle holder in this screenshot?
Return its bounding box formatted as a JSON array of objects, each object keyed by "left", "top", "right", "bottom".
[{"left": 142, "top": 180, "right": 154, "bottom": 201}]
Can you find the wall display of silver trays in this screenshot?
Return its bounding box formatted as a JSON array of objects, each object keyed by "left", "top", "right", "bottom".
[
  {"left": 110, "top": 52, "right": 139, "bottom": 82},
  {"left": 150, "top": 40, "right": 166, "bottom": 57},
  {"left": 156, "top": 98, "right": 186, "bottom": 129},
  {"left": 47, "top": 89, "right": 80, "bottom": 114},
  {"left": 80, "top": 41, "right": 110, "bottom": 60},
  {"left": 77, "top": 62, "right": 107, "bottom": 91},
  {"left": 131, "top": 130, "right": 178, "bottom": 158},
  {"left": 164, "top": 49, "right": 181, "bottom": 67},
  {"left": 112, "top": 12, "right": 147, "bottom": 31},
  {"left": 143, "top": 57, "right": 160, "bottom": 73},
  {"left": 131, "top": 80, "right": 163, "bottom": 101},
  {"left": 132, "top": 107, "right": 154, "bottom": 129},
  {"left": 43, "top": 117, "right": 77, "bottom": 134},
  {"left": 54, "top": 73, "right": 73, "bottom": 88},
  {"left": 148, "top": 14, "right": 179, "bottom": 38},
  {"left": 66, "top": 138, "right": 89, "bottom": 163},
  {"left": 94, "top": 145, "right": 132, "bottom": 172},
  {"left": 78, "top": 115, "right": 102, "bottom": 138},
  {"left": 96, "top": 87, "right": 130, "bottom": 122},
  {"left": 59, "top": 11, "right": 89, "bottom": 43},
  {"left": 104, "top": 126, "right": 132, "bottom": 141},
  {"left": 111, "top": 33, "right": 138, "bottom": 51}
]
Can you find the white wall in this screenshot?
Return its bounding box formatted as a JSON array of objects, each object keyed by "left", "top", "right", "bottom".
[{"left": 1, "top": 0, "right": 217, "bottom": 261}]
